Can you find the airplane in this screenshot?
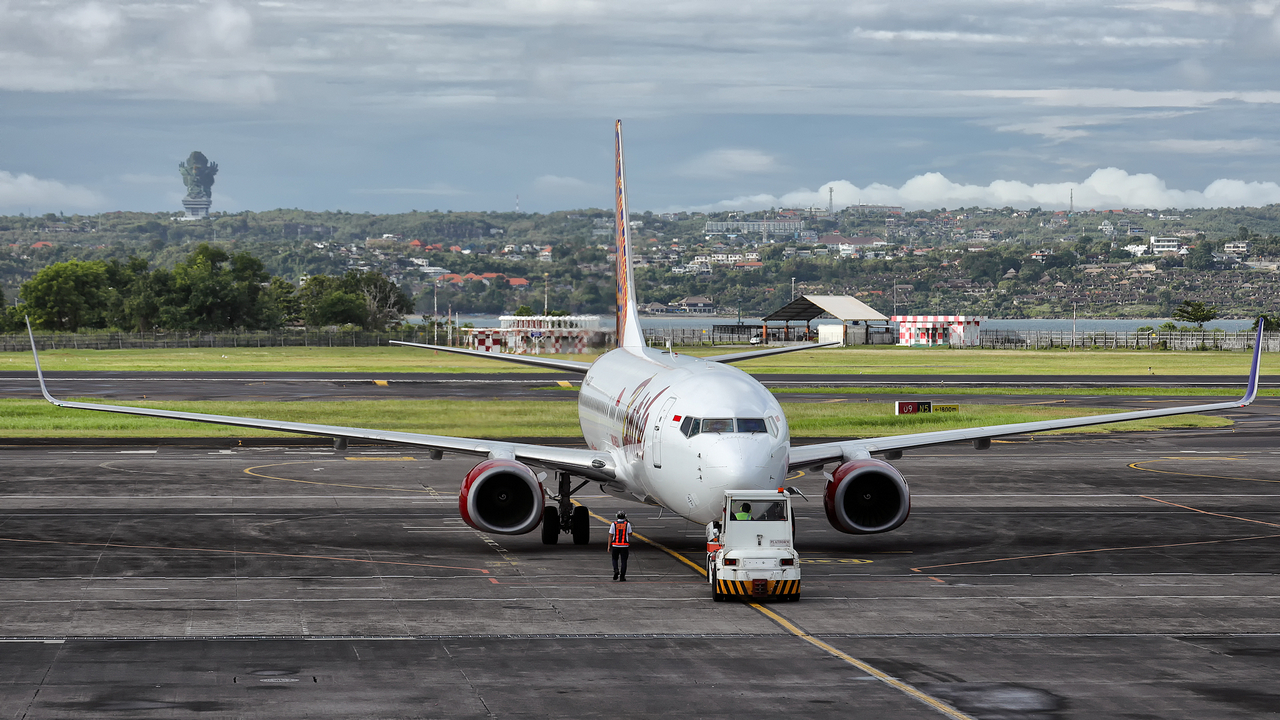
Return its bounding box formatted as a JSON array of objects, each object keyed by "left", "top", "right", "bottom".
[{"left": 27, "top": 120, "right": 1263, "bottom": 547}]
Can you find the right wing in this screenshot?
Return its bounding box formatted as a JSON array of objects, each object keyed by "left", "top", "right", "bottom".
[
  {"left": 789, "top": 322, "right": 1265, "bottom": 470},
  {"left": 27, "top": 323, "right": 614, "bottom": 481},
  {"left": 389, "top": 341, "right": 592, "bottom": 373}
]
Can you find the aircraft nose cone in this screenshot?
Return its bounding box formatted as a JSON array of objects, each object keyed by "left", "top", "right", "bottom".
[{"left": 703, "top": 436, "right": 775, "bottom": 487}]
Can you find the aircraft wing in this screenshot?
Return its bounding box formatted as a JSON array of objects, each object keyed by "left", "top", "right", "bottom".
[
  {"left": 788, "top": 323, "right": 1264, "bottom": 471},
  {"left": 703, "top": 341, "right": 841, "bottom": 364},
  {"left": 389, "top": 341, "right": 592, "bottom": 374},
  {"left": 26, "top": 325, "right": 615, "bottom": 482}
]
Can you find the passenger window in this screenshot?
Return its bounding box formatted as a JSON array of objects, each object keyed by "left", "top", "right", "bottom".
[
  {"left": 736, "top": 418, "right": 767, "bottom": 433},
  {"left": 701, "top": 418, "right": 734, "bottom": 433}
]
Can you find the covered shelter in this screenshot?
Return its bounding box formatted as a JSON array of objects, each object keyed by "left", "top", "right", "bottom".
[{"left": 760, "top": 295, "right": 889, "bottom": 345}]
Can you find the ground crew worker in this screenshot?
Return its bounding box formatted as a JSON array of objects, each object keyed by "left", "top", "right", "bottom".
[
  {"left": 734, "top": 502, "right": 752, "bottom": 520},
  {"left": 607, "top": 511, "right": 631, "bottom": 581}
]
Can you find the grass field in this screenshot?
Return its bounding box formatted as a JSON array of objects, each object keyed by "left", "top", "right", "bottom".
[
  {"left": 0, "top": 398, "right": 1229, "bottom": 439},
  {"left": 1, "top": 344, "right": 1271, "bottom": 376}
]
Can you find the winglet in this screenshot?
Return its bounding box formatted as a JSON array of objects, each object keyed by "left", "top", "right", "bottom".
[
  {"left": 25, "top": 317, "right": 61, "bottom": 406},
  {"left": 1242, "top": 318, "right": 1264, "bottom": 406}
]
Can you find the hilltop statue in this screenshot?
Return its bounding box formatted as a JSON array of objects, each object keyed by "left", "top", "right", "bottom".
[{"left": 178, "top": 151, "right": 218, "bottom": 219}]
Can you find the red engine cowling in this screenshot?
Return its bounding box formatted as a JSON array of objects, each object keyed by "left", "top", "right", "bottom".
[
  {"left": 823, "top": 458, "right": 911, "bottom": 534},
  {"left": 459, "top": 459, "right": 544, "bottom": 535}
]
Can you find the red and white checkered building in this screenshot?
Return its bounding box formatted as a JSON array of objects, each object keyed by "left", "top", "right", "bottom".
[{"left": 892, "top": 315, "right": 985, "bottom": 347}]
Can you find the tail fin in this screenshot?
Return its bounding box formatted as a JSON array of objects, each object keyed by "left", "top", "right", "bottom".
[{"left": 614, "top": 120, "right": 645, "bottom": 350}]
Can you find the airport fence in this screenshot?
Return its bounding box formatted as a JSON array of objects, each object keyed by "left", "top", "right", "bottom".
[
  {"left": 0, "top": 328, "right": 450, "bottom": 352},
  {"left": 978, "top": 329, "right": 1280, "bottom": 351}
]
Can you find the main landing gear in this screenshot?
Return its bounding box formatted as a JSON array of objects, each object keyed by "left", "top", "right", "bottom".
[{"left": 542, "top": 471, "right": 591, "bottom": 545}]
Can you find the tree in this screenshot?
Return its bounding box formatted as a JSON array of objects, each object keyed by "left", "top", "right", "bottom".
[
  {"left": 296, "top": 270, "right": 410, "bottom": 329},
  {"left": 1252, "top": 314, "right": 1280, "bottom": 332},
  {"left": 1184, "top": 243, "right": 1215, "bottom": 271},
  {"left": 20, "top": 260, "right": 111, "bottom": 331},
  {"left": 1172, "top": 300, "right": 1218, "bottom": 328}
]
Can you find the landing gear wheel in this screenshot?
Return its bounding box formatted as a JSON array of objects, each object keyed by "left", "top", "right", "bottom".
[
  {"left": 711, "top": 570, "right": 725, "bottom": 602},
  {"left": 541, "top": 507, "right": 559, "bottom": 545},
  {"left": 571, "top": 506, "right": 590, "bottom": 545}
]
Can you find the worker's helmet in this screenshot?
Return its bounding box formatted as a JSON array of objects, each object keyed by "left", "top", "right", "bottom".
[
  {"left": 740, "top": 502, "right": 751, "bottom": 512},
  {"left": 616, "top": 511, "right": 626, "bottom": 519}
]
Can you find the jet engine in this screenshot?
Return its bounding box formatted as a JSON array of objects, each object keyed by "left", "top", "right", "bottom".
[
  {"left": 823, "top": 458, "right": 911, "bottom": 534},
  {"left": 459, "top": 459, "right": 544, "bottom": 535}
]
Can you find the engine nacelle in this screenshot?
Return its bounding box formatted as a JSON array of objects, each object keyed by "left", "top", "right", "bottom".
[
  {"left": 823, "top": 458, "right": 911, "bottom": 534},
  {"left": 459, "top": 459, "right": 544, "bottom": 535}
]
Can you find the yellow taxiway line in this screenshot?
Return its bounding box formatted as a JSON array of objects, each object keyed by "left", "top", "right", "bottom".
[{"left": 579, "top": 503, "right": 975, "bottom": 720}]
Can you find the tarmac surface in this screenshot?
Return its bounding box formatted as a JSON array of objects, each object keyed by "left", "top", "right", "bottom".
[{"left": 1, "top": 422, "right": 1279, "bottom": 718}]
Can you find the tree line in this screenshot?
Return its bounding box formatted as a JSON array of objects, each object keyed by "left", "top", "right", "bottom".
[{"left": 3, "top": 244, "right": 412, "bottom": 333}]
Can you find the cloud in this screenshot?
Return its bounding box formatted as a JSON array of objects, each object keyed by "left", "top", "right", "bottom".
[
  {"left": 533, "top": 175, "right": 592, "bottom": 193},
  {"left": 54, "top": 1, "right": 124, "bottom": 52},
  {"left": 1152, "top": 138, "right": 1280, "bottom": 154},
  {"left": 351, "top": 184, "right": 468, "bottom": 196},
  {"left": 964, "top": 88, "right": 1280, "bottom": 108},
  {"left": 690, "top": 168, "right": 1280, "bottom": 212},
  {"left": 678, "top": 148, "right": 779, "bottom": 179},
  {"left": 0, "top": 170, "right": 104, "bottom": 211}
]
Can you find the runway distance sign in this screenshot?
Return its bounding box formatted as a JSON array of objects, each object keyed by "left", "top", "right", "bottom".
[{"left": 894, "top": 401, "right": 960, "bottom": 415}]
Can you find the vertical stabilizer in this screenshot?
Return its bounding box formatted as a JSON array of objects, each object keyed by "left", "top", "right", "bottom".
[{"left": 614, "top": 120, "right": 646, "bottom": 350}]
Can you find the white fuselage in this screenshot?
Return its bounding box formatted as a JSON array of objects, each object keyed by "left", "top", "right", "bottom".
[{"left": 578, "top": 346, "right": 791, "bottom": 524}]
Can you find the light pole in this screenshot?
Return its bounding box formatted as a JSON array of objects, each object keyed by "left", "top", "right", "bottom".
[
  {"left": 1072, "top": 302, "right": 1077, "bottom": 349},
  {"left": 791, "top": 277, "right": 796, "bottom": 301},
  {"left": 544, "top": 273, "right": 550, "bottom": 315}
]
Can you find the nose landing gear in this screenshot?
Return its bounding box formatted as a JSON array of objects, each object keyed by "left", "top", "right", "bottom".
[{"left": 542, "top": 471, "right": 592, "bottom": 545}]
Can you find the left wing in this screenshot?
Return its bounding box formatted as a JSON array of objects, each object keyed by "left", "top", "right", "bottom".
[
  {"left": 789, "top": 322, "right": 1264, "bottom": 471},
  {"left": 25, "top": 322, "right": 615, "bottom": 481}
]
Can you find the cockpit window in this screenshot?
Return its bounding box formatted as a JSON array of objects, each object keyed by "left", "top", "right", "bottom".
[
  {"left": 679, "top": 416, "right": 695, "bottom": 437},
  {"left": 701, "top": 418, "right": 734, "bottom": 434},
  {"left": 681, "top": 417, "right": 774, "bottom": 437}
]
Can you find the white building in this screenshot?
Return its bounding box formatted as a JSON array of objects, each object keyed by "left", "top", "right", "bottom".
[{"left": 1150, "top": 236, "right": 1182, "bottom": 254}]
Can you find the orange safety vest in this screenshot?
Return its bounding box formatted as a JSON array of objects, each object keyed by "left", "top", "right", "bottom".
[{"left": 611, "top": 521, "right": 630, "bottom": 547}]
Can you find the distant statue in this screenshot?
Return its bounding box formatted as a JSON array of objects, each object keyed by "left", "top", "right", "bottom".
[{"left": 179, "top": 151, "right": 218, "bottom": 200}]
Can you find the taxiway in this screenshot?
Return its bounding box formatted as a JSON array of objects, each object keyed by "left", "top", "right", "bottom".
[{"left": 0, "top": 424, "right": 1277, "bottom": 718}]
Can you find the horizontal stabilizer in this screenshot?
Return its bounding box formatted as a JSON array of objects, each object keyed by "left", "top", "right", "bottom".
[
  {"left": 704, "top": 341, "right": 840, "bottom": 364},
  {"left": 390, "top": 341, "right": 592, "bottom": 374}
]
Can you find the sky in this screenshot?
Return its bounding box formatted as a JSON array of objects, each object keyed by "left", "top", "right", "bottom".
[{"left": 3, "top": 0, "right": 1280, "bottom": 215}]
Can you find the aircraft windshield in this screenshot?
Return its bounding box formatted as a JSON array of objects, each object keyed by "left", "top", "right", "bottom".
[
  {"left": 679, "top": 417, "right": 772, "bottom": 437},
  {"left": 730, "top": 500, "right": 787, "bottom": 521}
]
